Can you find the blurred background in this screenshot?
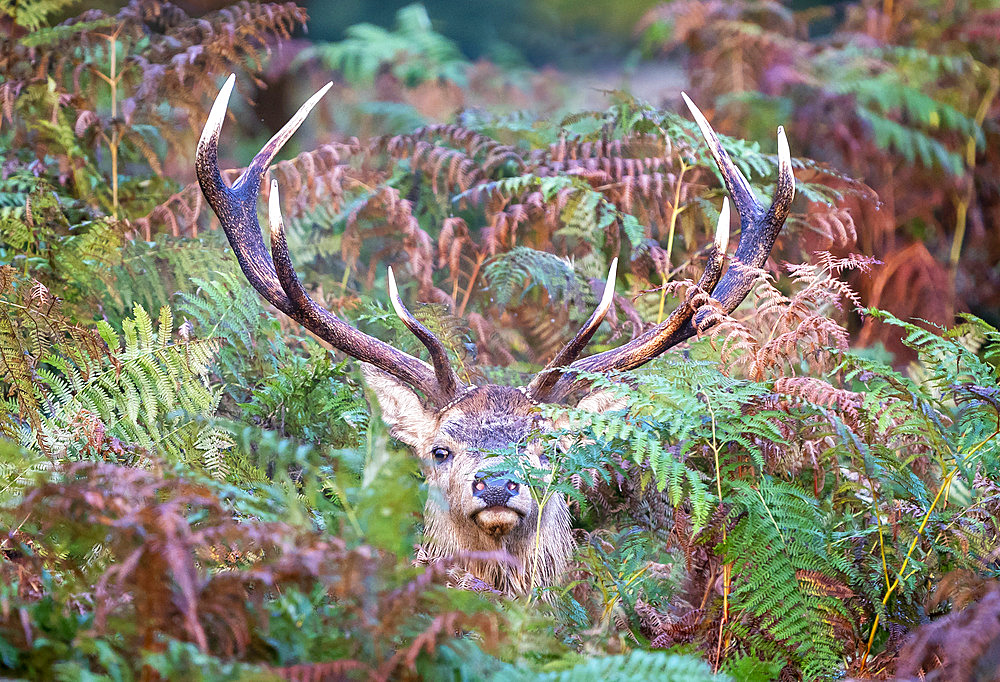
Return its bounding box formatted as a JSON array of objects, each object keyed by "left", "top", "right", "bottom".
[{"left": 5, "top": 0, "right": 1000, "bottom": 362}]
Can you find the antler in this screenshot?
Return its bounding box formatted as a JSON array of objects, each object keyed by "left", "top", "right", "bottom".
[
  {"left": 525, "top": 257, "right": 619, "bottom": 399},
  {"left": 196, "top": 74, "right": 463, "bottom": 407},
  {"left": 532, "top": 94, "right": 794, "bottom": 403}
]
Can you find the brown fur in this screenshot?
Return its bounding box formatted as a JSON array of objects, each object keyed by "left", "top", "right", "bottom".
[{"left": 362, "top": 367, "right": 574, "bottom": 596}]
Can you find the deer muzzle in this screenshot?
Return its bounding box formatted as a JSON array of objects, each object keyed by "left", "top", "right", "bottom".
[
  {"left": 472, "top": 475, "right": 520, "bottom": 504},
  {"left": 471, "top": 474, "right": 523, "bottom": 536}
]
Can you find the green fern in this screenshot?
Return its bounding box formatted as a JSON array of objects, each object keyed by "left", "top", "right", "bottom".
[
  {"left": 518, "top": 650, "right": 730, "bottom": 682},
  {"left": 0, "top": 180, "right": 121, "bottom": 302},
  {"left": 99, "top": 235, "right": 241, "bottom": 326},
  {"left": 0, "top": 265, "right": 109, "bottom": 454},
  {"left": 856, "top": 108, "right": 964, "bottom": 175},
  {"left": 176, "top": 269, "right": 282, "bottom": 404},
  {"left": 720, "top": 478, "right": 847, "bottom": 679},
  {"left": 555, "top": 361, "right": 782, "bottom": 529},
  {"left": 0, "top": 270, "right": 235, "bottom": 478},
  {"left": 839, "top": 310, "right": 1000, "bottom": 474},
  {"left": 0, "top": 0, "right": 81, "bottom": 31},
  {"left": 604, "top": 91, "right": 782, "bottom": 188},
  {"left": 818, "top": 44, "right": 986, "bottom": 175},
  {"left": 484, "top": 246, "right": 592, "bottom": 311},
  {"left": 299, "top": 3, "right": 469, "bottom": 87},
  {"left": 35, "top": 304, "right": 232, "bottom": 472},
  {"left": 240, "top": 348, "right": 366, "bottom": 447},
  {"left": 178, "top": 270, "right": 367, "bottom": 447},
  {"left": 543, "top": 397, "right": 713, "bottom": 529}
]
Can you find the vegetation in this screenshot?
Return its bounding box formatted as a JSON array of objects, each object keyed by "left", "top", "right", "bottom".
[
  {"left": 639, "top": 0, "right": 1000, "bottom": 351},
  {"left": 1, "top": 0, "right": 998, "bottom": 680}
]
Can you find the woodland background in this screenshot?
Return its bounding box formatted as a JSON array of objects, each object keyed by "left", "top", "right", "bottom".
[{"left": 1, "top": 0, "right": 999, "bottom": 679}]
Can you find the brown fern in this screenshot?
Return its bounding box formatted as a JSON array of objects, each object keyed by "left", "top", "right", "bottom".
[
  {"left": 2, "top": 1, "right": 306, "bottom": 168},
  {"left": 706, "top": 252, "right": 877, "bottom": 380},
  {"left": 0, "top": 266, "right": 111, "bottom": 454},
  {"left": 3, "top": 459, "right": 505, "bottom": 675}
]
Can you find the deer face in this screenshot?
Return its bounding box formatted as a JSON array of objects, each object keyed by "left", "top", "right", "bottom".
[
  {"left": 363, "top": 367, "right": 574, "bottom": 594},
  {"left": 426, "top": 388, "right": 542, "bottom": 540},
  {"left": 363, "top": 369, "right": 560, "bottom": 548}
]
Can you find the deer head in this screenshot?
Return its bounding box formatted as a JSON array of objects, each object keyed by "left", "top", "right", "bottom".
[{"left": 196, "top": 75, "right": 794, "bottom": 595}]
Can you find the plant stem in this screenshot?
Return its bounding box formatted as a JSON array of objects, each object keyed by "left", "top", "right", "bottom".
[
  {"left": 527, "top": 441, "right": 557, "bottom": 599},
  {"left": 859, "top": 428, "right": 999, "bottom": 672},
  {"left": 109, "top": 30, "right": 119, "bottom": 219},
  {"left": 95, "top": 28, "right": 123, "bottom": 220},
  {"left": 707, "top": 397, "right": 732, "bottom": 672},
  {"left": 948, "top": 68, "right": 999, "bottom": 291},
  {"left": 657, "top": 161, "right": 688, "bottom": 325},
  {"left": 859, "top": 467, "right": 955, "bottom": 672},
  {"left": 457, "top": 253, "right": 485, "bottom": 318}
]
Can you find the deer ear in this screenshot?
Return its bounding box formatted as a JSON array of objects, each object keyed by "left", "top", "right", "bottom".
[
  {"left": 361, "top": 364, "right": 438, "bottom": 448},
  {"left": 575, "top": 388, "right": 627, "bottom": 414}
]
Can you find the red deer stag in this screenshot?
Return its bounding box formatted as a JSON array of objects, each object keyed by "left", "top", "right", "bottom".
[{"left": 196, "top": 75, "right": 794, "bottom": 596}]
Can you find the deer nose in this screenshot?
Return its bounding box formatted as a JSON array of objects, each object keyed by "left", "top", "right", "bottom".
[{"left": 472, "top": 475, "right": 520, "bottom": 505}]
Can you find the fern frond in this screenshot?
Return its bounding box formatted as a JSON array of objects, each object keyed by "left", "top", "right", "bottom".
[
  {"left": 721, "top": 478, "right": 848, "bottom": 679},
  {"left": 525, "top": 650, "right": 728, "bottom": 682}
]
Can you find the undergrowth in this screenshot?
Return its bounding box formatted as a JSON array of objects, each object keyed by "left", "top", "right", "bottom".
[{"left": 1, "top": 1, "right": 998, "bottom": 680}]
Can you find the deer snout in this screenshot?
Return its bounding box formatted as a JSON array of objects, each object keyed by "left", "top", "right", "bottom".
[{"left": 472, "top": 475, "right": 520, "bottom": 506}]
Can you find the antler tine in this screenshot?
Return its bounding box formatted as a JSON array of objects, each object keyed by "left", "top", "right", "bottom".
[
  {"left": 548, "top": 199, "right": 729, "bottom": 388},
  {"left": 268, "top": 181, "right": 315, "bottom": 313},
  {"left": 197, "top": 75, "right": 331, "bottom": 311},
  {"left": 527, "top": 258, "right": 618, "bottom": 401},
  {"left": 682, "top": 93, "right": 793, "bottom": 273},
  {"left": 542, "top": 92, "right": 795, "bottom": 403},
  {"left": 269, "top": 184, "right": 461, "bottom": 401},
  {"left": 386, "top": 266, "right": 461, "bottom": 399},
  {"left": 681, "top": 98, "right": 793, "bottom": 323},
  {"left": 681, "top": 93, "right": 758, "bottom": 232},
  {"left": 197, "top": 75, "right": 462, "bottom": 407}
]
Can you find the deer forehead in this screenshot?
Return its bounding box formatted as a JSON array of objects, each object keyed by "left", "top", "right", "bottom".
[{"left": 437, "top": 385, "right": 540, "bottom": 451}]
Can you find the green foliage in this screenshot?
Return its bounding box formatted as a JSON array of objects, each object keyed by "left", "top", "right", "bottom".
[
  {"left": 0, "top": 0, "right": 80, "bottom": 32},
  {"left": 142, "top": 641, "right": 276, "bottom": 682},
  {"left": 49, "top": 303, "right": 221, "bottom": 452},
  {"left": 3, "top": 2, "right": 1000, "bottom": 680},
  {"left": 240, "top": 348, "right": 366, "bottom": 447},
  {"left": 721, "top": 479, "right": 847, "bottom": 678},
  {"left": 484, "top": 246, "right": 589, "bottom": 311},
  {"left": 539, "top": 361, "right": 780, "bottom": 530},
  {"left": 98, "top": 236, "right": 240, "bottom": 326},
  {"left": 819, "top": 52, "right": 985, "bottom": 176},
  {"left": 520, "top": 649, "right": 730, "bottom": 682},
  {"left": 301, "top": 4, "right": 469, "bottom": 87},
  {"left": 176, "top": 269, "right": 286, "bottom": 403},
  {"left": 0, "top": 179, "right": 121, "bottom": 303},
  {"left": 571, "top": 527, "right": 682, "bottom": 630},
  {"left": 0, "top": 267, "right": 233, "bottom": 475}
]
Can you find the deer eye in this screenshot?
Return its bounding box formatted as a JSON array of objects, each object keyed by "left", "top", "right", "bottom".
[{"left": 431, "top": 446, "right": 453, "bottom": 464}]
